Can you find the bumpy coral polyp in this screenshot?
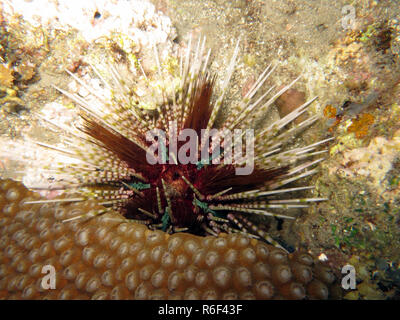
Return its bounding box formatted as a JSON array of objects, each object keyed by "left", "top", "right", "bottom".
[
  {"left": 0, "top": 179, "right": 342, "bottom": 299},
  {"left": 347, "top": 113, "right": 375, "bottom": 138}
]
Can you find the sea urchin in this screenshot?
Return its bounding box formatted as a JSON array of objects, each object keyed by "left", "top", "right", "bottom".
[{"left": 24, "top": 36, "right": 331, "bottom": 251}]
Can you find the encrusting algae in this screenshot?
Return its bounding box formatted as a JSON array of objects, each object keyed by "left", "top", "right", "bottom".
[{"left": 0, "top": 179, "right": 342, "bottom": 299}]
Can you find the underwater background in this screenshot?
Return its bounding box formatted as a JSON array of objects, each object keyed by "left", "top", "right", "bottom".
[{"left": 0, "top": 0, "right": 400, "bottom": 299}]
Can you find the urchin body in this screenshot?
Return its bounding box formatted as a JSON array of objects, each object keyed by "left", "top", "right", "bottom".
[{"left": 27, "top": 37, "right": 330, "bottom": 249}]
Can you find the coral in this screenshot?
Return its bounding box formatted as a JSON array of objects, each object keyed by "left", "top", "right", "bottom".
[
  {"left": 323, "top": 104, "right": 337, "bottom": 119},
  {"left": 296, "top": 126, "right": 400, "bottom": 298},
  {"left": 340, "top": 132, "right": 400, "bottom": 192},
  {"left": 343, "top": 255, "right": 391, "bottom": 300},
  {"left": 347, "top": 113, "right": 375, "bottom": 139},
  {"left": 1, "top": 0, "right": 173, "bottom": 46},
  {"left": 0, "top": 86, "right": 24, "bottom": 113},
  {"left": 0, "top": 179, "right": 342, "bottom": 299},
  {"left": 0, "top": 64, "right": 13, "bottom": 87}
]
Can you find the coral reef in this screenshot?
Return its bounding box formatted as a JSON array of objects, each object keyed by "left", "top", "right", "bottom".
[{"left": 1, "top": 0, "right": 400, "bottom": 300}]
